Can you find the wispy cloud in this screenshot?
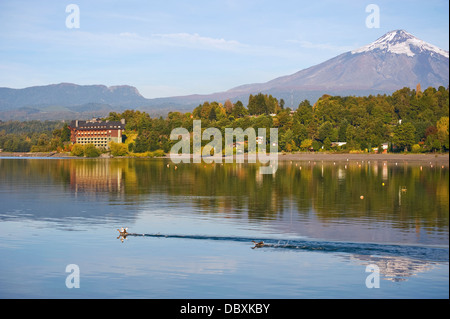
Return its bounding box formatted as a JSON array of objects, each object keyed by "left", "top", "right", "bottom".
[
  {"left": 151, "top": 32, "right": 245, "bottom": 51},
  {"left": 8, "top": 28, "right": 250, "bottom": 54}
]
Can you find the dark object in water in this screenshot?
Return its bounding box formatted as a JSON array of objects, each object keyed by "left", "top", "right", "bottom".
[
  {"left": 117, "top": 227, "right": 129, "bottom": 242},
  {"left": 252, "top": 240, "right": 265, "bottom": 249}
]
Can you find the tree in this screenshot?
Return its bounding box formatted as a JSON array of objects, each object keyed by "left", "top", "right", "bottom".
[
  {"left": 436, "top": 116, "right": 449, "bottom": 151},
  {"left": 416, "top": 83, "right": 422, "bottom": 98},
  {"left": 318, "top": 121, "right": 333, "bottom": 142},
  {"left": 224, "top": 99, "right": 233, "bottom": 115},
  {"left": 393, "top": 122, "right": 416, "bottom": 151},
  {"left": 300, "top": 139, "right": 313, "bottom": 151},
  {"left": 133, "top": 134, "right": 149, "bottom": 153},
  {"left": 280, "top": 129, "right": 295, "bottom": 151},
  {"left": 276, "top": 110, "right": 291, "bottom": 128},
  {"left": 231, "top": 101, "right": 247, "bottom": 118},
  {"left": 292, "top": 122, "right": 308, "bottom": 146},
  {"left": 208, "top": 107, "right": 217, "bottom": 121},
  {"left": 295, "top": 100, "right": 313, "bottom": 125},
  {"left": 61, "top": 123, "right": 71, "bottom": 142},
  {"left": 248, "top": 93, "right": 275, "bottom": 115},
  {"left": 199, "top": 102, "right": 212, "bottom": 119},
  {"left": 323, "top": 137, "right": 332, "bottom": 150}
]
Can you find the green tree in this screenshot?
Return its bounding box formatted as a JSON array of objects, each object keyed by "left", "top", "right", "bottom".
[
  {"left": 208, "top": 107, "right": 217, "bottom": 121},
  {"left": 231, "top": 101, "right": 248, "bottom": 118},
  {"left": 280, "top": 129, "right": 295, "bottom": 151},
  {"left": 295, "top": 100, "right": 313, "bottom": 125},
  {"left": 318, "top": 121, "right": 333, "bottom": 142},
  {"left": 292, "top": 122, "right": 308, "bottom": 146},
  {"left": 436, "top": 116, "right": 449, "bottom": 151},
  {"left": 300, "top": 139, "right": 313, "bottom": 151},
  {"left": 393, "top": 122, "right": 416, "bottom": 152},
  {"left": 248, "top": 93, "right": 269, "bottom": 115},
  {"left": 323, "top": 137, "right": 332, "bottom": 150}
]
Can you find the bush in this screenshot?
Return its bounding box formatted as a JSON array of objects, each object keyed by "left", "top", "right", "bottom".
[
  {"left": 110, "top": 141, "right": 128, "bottom": 157},
  {"left": 300, "top": 139, "right": 313, "bottom": 151},
  {"left": 152, "top": 149, "right": 165, "bottom": 157},
  {"left": 312, "top": 140, "right": 322, "bottom": 152},
  {"left": 83, "top": 144, "right": 101, "bottom": 157},
  {"left": 71, "top": 144, "right": 85, "bottom": 157},
  {"left": 411, "top": 144, "right": 422, "bottom": 153}
]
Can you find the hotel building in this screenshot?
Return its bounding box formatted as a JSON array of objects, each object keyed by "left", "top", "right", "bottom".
[{"left": 69, "top": 118, "right": 126, "bottom": 148}]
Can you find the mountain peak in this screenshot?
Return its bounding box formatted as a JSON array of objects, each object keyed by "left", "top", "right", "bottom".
[{"left": 351, "top": 29, "right": 449, "bottom": 58}]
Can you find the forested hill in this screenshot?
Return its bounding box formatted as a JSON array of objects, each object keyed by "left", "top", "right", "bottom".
[{"left": 0, "top": 86, "right": 449, "bottom": 154}]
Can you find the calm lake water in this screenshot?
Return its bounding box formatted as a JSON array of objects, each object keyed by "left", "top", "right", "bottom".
[{"left": 0, "top": 157, "right": 448, "bottom": 299}]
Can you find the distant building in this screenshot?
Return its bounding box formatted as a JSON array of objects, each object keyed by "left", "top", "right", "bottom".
[
  {"left": 68, "top": 118, "right": 125, "bottom": 148},
  {"left": 373, "top": 143, "right": 389, "bottom": 154},
  {"left": 256, "top": 136, "right": 264, "bottom": 145},
  {"left": 331, "top": 142, "right": 347, "bottom": 148}
]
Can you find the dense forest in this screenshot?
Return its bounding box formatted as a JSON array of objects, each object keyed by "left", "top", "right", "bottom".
[
  {"left": 0, "top": 86, "right": 448, "bottom": 156},
  {"left": 0, "top": 120, "right": 71, "bottom": 153}
]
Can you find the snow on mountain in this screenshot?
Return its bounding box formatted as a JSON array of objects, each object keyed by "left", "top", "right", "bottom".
[{"left": 351, "top": 30, "right": 449, "bottom": 58}]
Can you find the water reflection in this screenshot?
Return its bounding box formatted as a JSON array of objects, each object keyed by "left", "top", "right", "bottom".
[
  {"left": 349, "top": 254, "right": 436, "bottom": 283},
  {"left": 0, "top": 158, "right": 448, "bottom": 298},
  {"left": 0, "top": 158, "right": 448, "bottom": 245},
  {"left": 117, "top": 229, "right": 448, "bottom": 283},
  {"left": 70, "top": 160, "right": 124, "bottom": 195}
]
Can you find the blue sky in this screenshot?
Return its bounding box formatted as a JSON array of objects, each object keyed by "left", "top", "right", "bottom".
[{"left": 0, "top": 0, "right": 448, "bottom": 98}]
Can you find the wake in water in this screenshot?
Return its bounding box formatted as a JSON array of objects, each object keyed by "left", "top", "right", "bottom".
[{"left": 116, "top": 229, "right": 449, "bottom": 263}]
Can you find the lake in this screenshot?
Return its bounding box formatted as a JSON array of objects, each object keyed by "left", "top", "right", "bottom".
[{"left": 0, "top": 157, "right": 448, "bottom": 299}]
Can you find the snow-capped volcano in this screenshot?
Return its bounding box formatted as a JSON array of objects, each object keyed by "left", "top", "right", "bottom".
[
  {"left": 224, "top": 29, "right": 449, "bottom": 99},
  {"left": 351, "top": 29, "right": 449, "bottom": 58}
]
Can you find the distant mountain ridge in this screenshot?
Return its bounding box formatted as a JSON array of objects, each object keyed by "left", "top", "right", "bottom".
[
  {"left": 0, "top": 30, "right": 448, "bottom": 120},
  {"left": 0, "top": 83, "right": 147, "bottom": 110}
]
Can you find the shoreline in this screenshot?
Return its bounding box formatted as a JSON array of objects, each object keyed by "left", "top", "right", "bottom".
[
  {"left": 277, "top": 152, "right": 449, "bottom": 165},
  {"left": 0, "top": 151, "right": 448, "bottom": 165}
]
